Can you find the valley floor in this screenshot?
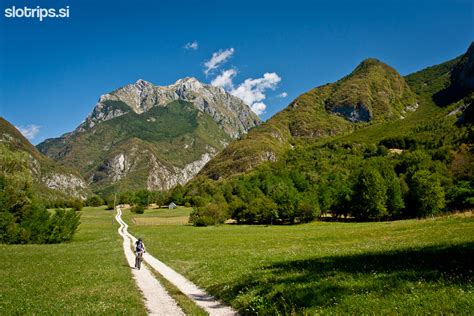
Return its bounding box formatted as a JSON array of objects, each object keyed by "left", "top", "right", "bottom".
[
  {"left": 1, "top": 207, "right": 472, "bottom": 315},
  {"left": 0, "top": 206, "right": 146, "bottom": 315},
  {"left": 125, "top": 210, "right": 474, "bottom": 315}
]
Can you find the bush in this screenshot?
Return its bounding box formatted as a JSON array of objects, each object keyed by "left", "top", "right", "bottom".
[
  {"left": 69, "top": 199, "right": 83, "bottom": 211},
  {"left": 446, "top": 181, "right": 474, "bottom": 210},
  {"left": 47, "top": 209, "right": 81, "bottom": 243},
  {"left": 131, "top": 205, "right": 145, "bottom": 214},
  {"left": 86, "top": 195, "right": 104, "bottom": 207},
  {"left": 189, "top": 202, "right": 228, "bottom": 226}
]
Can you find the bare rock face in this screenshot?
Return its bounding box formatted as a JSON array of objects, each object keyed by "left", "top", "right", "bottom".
[
  {"left": 42, "top": 172, "right": 89, "bottom": 199},
  {"left": 146, "top": 151, "right": 214, "bottom": 191},
  {"left": 330, "top": 103, "right": 372, "bottom": 122},
  {"left": 93, "top": 145, "right": 216, "bottom": 192},
  {"left": 77, "top": 77, "right": 261, "bottom": 139}
]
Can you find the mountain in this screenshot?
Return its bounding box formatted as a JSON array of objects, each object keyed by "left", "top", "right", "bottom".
[
  {"left": 37, "top": 77, "right": 261, "bottom": 194},
  {"left": 199, "top": 58, "right": 418, "bottom": 179},
  {"left": 181, "top": 43, "right": 473, "bottom": 226},
  {"left": 433, "top": 42, "right": 474, "bottom": 107},
  {"left": 0, "top": 117, "right": 90, "bottom": 200}
]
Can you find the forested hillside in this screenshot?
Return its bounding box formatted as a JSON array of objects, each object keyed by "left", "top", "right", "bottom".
[{"left": 179, "top": 43, "right": 474, "bottom": 225}]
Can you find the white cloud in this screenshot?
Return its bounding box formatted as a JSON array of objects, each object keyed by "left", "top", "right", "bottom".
[
  {"left": 16, "top": 124, "right": 40, "bottom": 141},
  {"left": 204, "top": 48, "right": 234, "bottom": 75},
  {"left": 229, "top": 72, "right": 281, "bottom": 115},
  {"left": 251, "top": 102, "right": 267, "bottom": 115},
  {"left": 277, "top": 92, "right": 288, "bottom": 98},
  {"left": 184, "top": 41, "right": 199, "bottom": 50},
  {"left": 211, "top": 69, "right": 237, "bottom": 90}
]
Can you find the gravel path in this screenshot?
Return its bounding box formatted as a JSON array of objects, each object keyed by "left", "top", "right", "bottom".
[
  {"left": 116, "top": 207, "right": 238, "bottom": 316},
  {"left": 116, "top": 208, "right": 185, "bottom": 316}
]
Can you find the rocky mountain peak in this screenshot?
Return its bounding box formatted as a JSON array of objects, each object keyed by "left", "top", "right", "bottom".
[
  {"left": 172, "top": 77, "right": 205, "bottom": 96},
  {"left": 76, "top": 77, "right": 261, "bottom": 139},
  {"left": 134, "top": 79, "right": 154, "bottom": 90}
]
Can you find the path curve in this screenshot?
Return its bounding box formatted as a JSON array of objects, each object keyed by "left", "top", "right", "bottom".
[
  {"left": 116, "top": 206, "right": 238, "bottom": 316},
  {"left": 116, "top": 208, "right": 185, "bottom": 316}
]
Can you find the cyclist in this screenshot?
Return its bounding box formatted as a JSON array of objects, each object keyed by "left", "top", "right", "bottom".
[{"left": 135, "top": 238, "right": 146, "bottom": 270}]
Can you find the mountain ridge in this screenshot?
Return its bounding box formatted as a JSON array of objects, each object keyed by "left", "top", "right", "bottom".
[
  {"left": 37, "top": 77, "right": 261, "bottom": 194},
  {"left": 199, "top": 57, "right": 419, "bottom": 179}
]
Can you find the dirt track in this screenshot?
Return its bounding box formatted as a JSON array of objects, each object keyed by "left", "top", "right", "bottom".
[{"left": 116, "top": 207, "right": 237, "bottom": 316}]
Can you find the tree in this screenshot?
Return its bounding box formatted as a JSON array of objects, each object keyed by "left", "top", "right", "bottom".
[
  {"left": 247, "top": 197, "right": 278, "bottom": 224},
  {"left": 446, "top": 181, "right": 474, "bottom": 210},
  {"left": 132, "top": 190, "right": 151, "bottom": 207},
  {"left": 189, "top": 202, "right": 228, "bottom": 226},
  {"left": 351, "top": 166, "right": 388, "bottom": 219},
  {"left": 409, "top": 170, "right": 445, "bottom": 217},
  {"left": 150, "top": 191, "right": 167, "bottom": 207},
  {"left": 0, "top": 144, "right": 80, "bottom": 244},
  {"left": 169, "top": 184, "right": 185, "bottom": 205},
  {"left": 268, "top": 182, "right": 299, "bottom": 223},
  {"left": 297, "top": 193, "right": 320, "bottom": 223},
  {"left": 86, "top": 195, "right": 104, "bottom": 207}
]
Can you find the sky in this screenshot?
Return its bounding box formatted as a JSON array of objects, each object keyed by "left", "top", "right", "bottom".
[{"left": 0, "top": 0, "right": 472, "bottom": 144}]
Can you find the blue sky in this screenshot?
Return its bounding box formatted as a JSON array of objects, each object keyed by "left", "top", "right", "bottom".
[{"left": 0, "top": 0, "right": 472, "bottom": 144}]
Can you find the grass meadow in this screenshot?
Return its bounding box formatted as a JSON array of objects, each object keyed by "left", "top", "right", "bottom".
[
  {"left": 0, "top": 206, "right": 146, "bottom": 315},
  {"left": 126, "top": 210, "right": 474, "bottom": 315},
  {"left": 132, "top": 206, "right": 192, "bottom": 226}
]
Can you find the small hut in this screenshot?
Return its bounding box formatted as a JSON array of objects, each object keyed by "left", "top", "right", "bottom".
[{"left": 168, "top": 202, "right": 177, "bottom": 209}]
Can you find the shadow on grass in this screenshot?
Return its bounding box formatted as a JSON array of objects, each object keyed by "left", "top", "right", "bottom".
[{"left": 211, "top": 242, "right": 473, "bottom": 314}]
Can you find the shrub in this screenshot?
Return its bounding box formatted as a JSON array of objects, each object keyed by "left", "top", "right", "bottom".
[
  {"left": 189, "top": 202, "right": 228, "bottom": 226},
  {"left": 86, "top": 195, "right": 104, "bottom": 207},
  {"left": 446, "top": 181, "right": 474, "bottom": 210},
  {"left": 131, "top": 205, "right": 145, "bottom": 214},
  {"left": 47, "top": 209, "right": 81, "bottom": 243},
  {"left": 69, "top": 199, "right": 83, "bottom": 211}
]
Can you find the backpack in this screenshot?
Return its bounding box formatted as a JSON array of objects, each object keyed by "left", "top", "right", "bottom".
[{"left": 136, "top": 241, "right": 144, "bottom": 252}]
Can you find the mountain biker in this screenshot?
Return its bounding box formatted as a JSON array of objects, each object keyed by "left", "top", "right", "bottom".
[{"left": 135, "top": 238, "right": 146, "bottom": 270}]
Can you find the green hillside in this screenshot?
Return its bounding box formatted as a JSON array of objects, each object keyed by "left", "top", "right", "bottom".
[
  {"left": 0, "top": 117, "right": 91, "bottom": 201},
  {"left": 200, "top": 57, "right": 418, "bottom": 179},
  {"left": 38, "top": 101, "right": 232, "bottom": 195},
  {"left": 182, "top": 43, "right": 473, "bottom": 224}
]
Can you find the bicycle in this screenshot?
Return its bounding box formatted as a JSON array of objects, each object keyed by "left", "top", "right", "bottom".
[{"left": 135, "top": 250, "right": 144, "bottom": 270}]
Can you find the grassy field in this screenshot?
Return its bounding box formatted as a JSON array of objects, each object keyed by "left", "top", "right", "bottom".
[
  {"left": 125, "top": 211, "right": 474, "bottom": 315},
  {"left": 0, "top": 206, "right": 146, "bottom": 315},
  {"left": 129, "top": 206, "right": 192, "bottom": 226}
]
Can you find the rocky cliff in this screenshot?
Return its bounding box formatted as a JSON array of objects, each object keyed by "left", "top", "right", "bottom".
[{"left": 77, "top": 77, "right": 260, "bottom": 138}]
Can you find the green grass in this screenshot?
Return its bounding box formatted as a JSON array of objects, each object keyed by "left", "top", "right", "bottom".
[
  {"left": 0, "top": 206, "right": 146, "bottom": 315},
  {"left": 138, "top": 205, "right": 193, "bottom": 218},
  {"left": 128, "top": 206, "right": 192, "bottom": 226},
  {"left": 144, "top": 262, "right": 208, "bottom": 316},
  {"left": 126, "top": 212, "right": 474, "bottom": 315}
]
